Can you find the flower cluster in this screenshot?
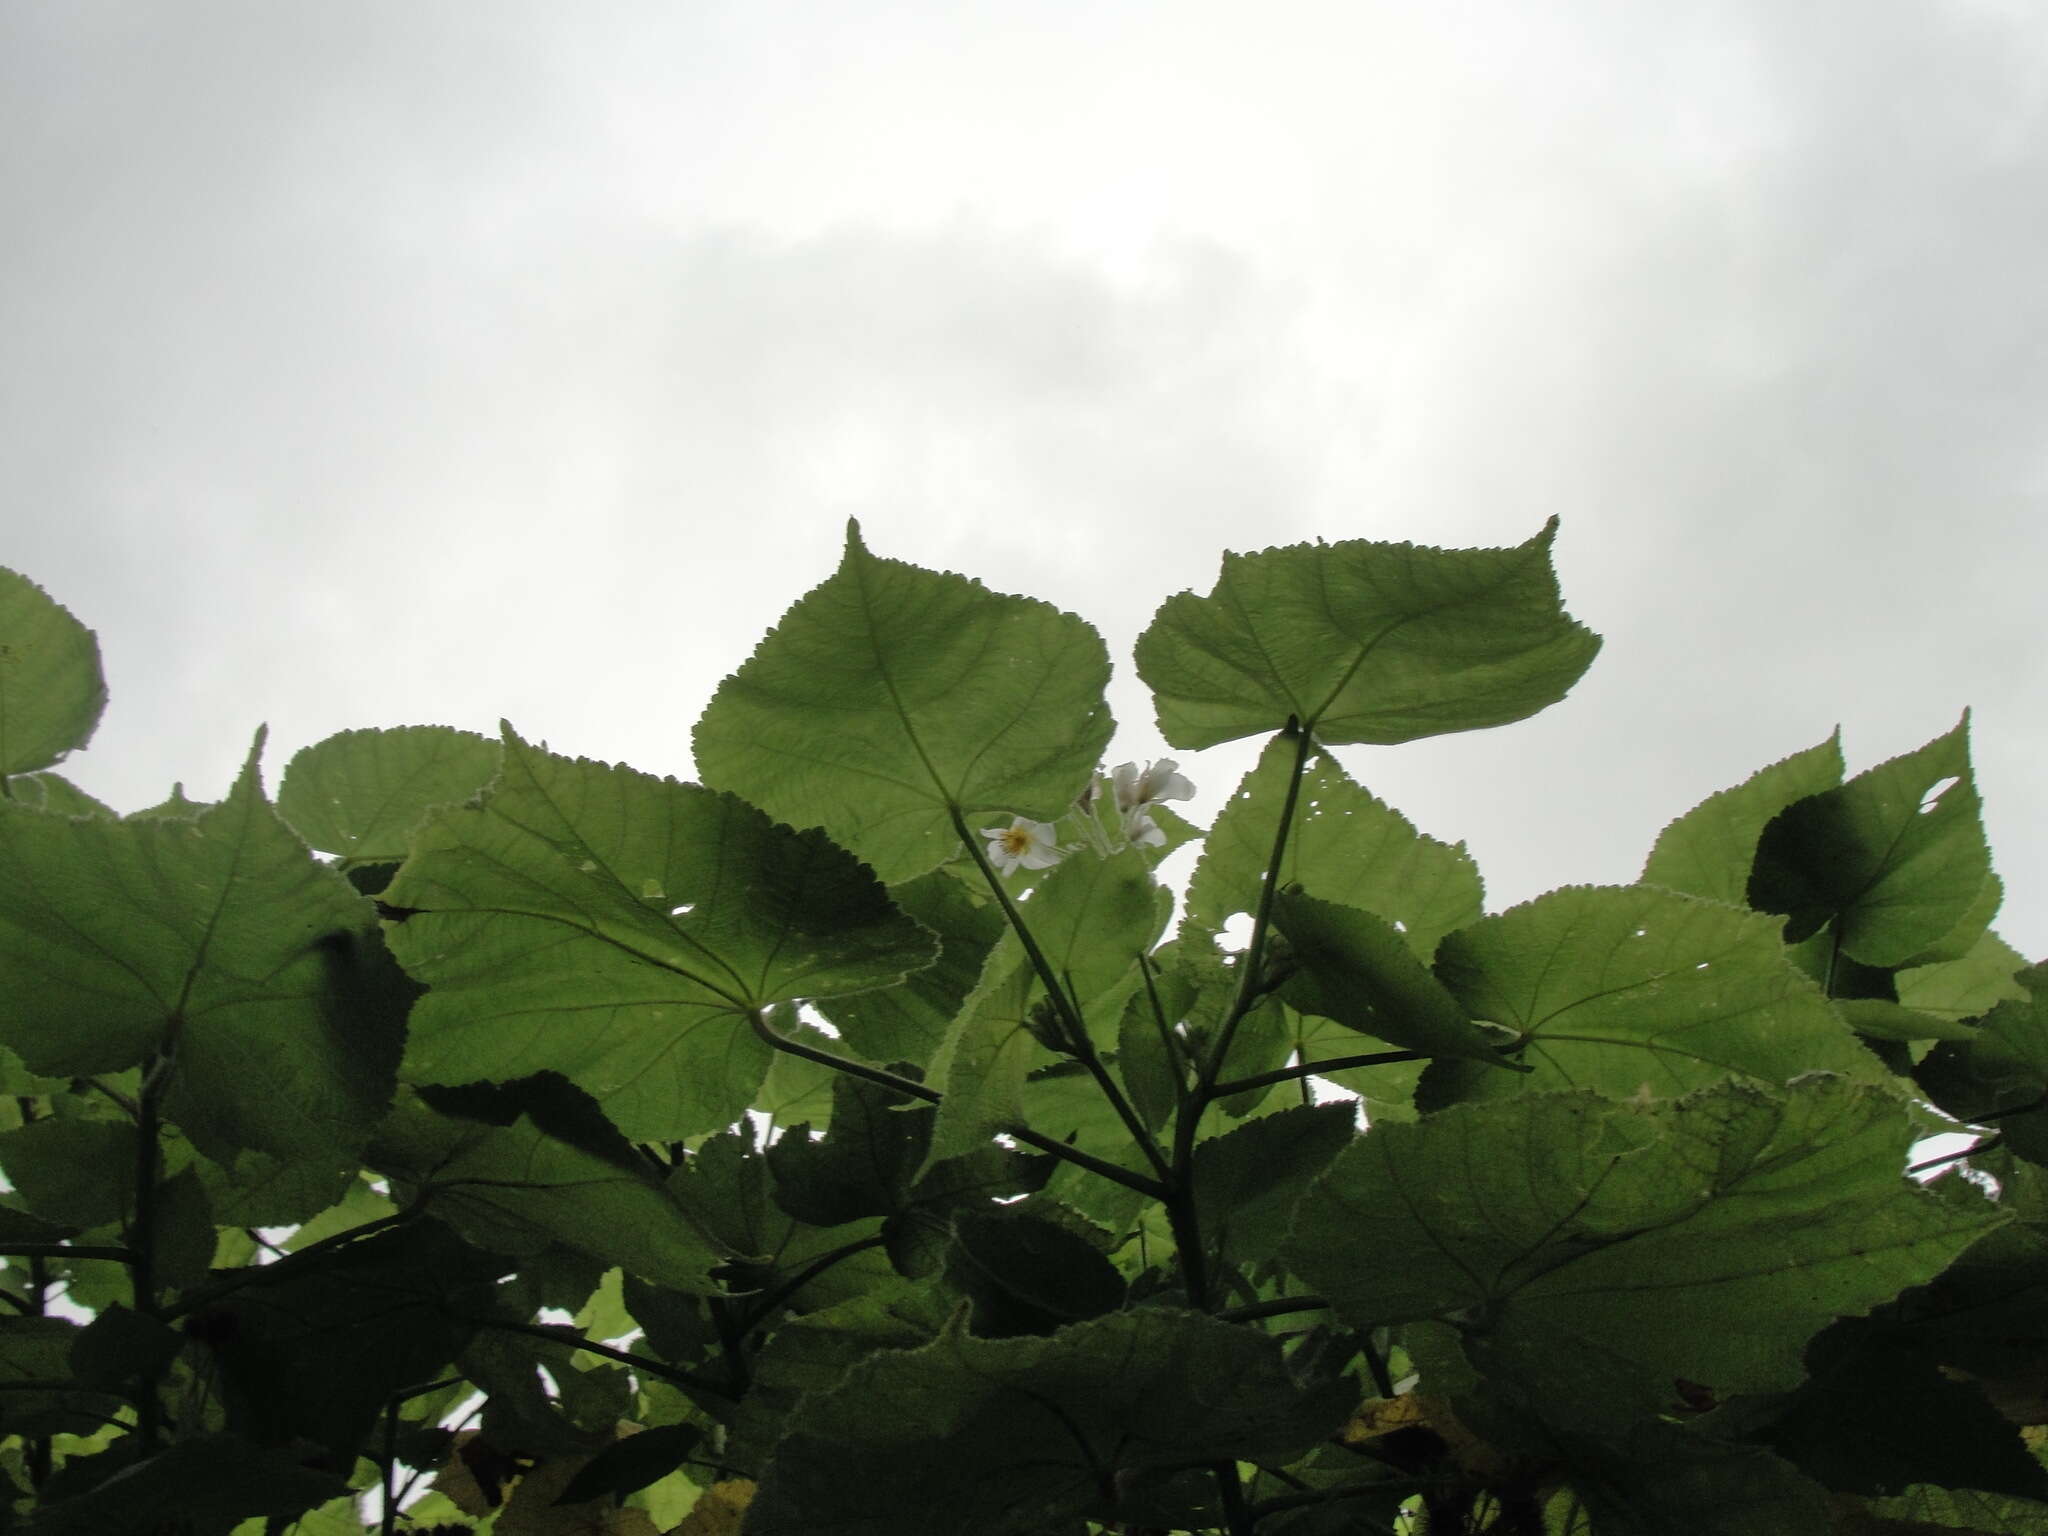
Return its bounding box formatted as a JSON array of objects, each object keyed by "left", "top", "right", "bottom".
[
  {"left": 979, "top": 759, "right": 1194, "bottom": 875},
  {"left": 1110, "top": 758, "right": 1193, "bottom": 848}
]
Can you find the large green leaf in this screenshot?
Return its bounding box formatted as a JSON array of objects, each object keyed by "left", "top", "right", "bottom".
[
  {"left": 693, "top": 522, "right": 1114, "bottom": 884},
  {"left": 1749, "top": 718, "right": 1991, "bottom": 966},
  {"left": 1274, "top": 890, "right": 1521, "bottom": 1068},
  {"left": 278, "top": 725, "right": 500, "bottom": 863},
  {"left": 0, "top": 567, "right": 106, "bottom": 779},
  {"left": 368, "top": 1078, "right": 725, "bottom": 1292},
  {"left": 0, "top": 733, "right": 400, "bottom": 1167},
  {"left": 1284, "top": 1077, "right": 2001, "bottom": 1434},
  {"left": 747, "top": 1307, "right": 1351, "bottom": 1535},
  {"left": 1134, "top": 520, "right": 1600, "bottom": 749},
  {"left": 1640, "top": 734, "right": 1844, "bottom": 906},
  {"left": 382, "top": 728, "right": 937, "bottom": 1140},
  {"left": 1420, "top": 884, "right": 1880, "bottom": 1107},
  {"left": 1183, "top": 738, "right": 1482, "bottom": 958}
]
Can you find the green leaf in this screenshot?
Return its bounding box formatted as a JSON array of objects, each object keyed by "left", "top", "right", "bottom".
[
  {"left": 17, "top": 1434, "right": 349, "bottom": 1536},
  {"left": 1189, "top": 1101, "right": 1356, "bottom": 1272},
  {"left": 1284, "top": 1077, "right": 2002, "bottom": 1434},
  {"left": 0, "top": 567, "right": 106, "bottom": 779},
  {"left": 6, "top": 771, "right": 114, "bottom": 818},
  {"left": 1641, "top": 733, "right": 1844, "bottom": 906},
  {"left": 945, "top": 1207, "right": 1127, "bottom": 1336},
  {"left": 767, "top": 1074, "right": 933, "bottom": 1227},
  {"left": 1897, "top": 929, "right": 2031, "bottom": 1022},
  {"left": 383, "top": 728, "right": 937, "bottom": 1140},
  {"left": 693, "top": 521, "right": 1114, "bottom": 884},
  {"left": 1860, "top": 1484, "right": 2048, "bottom": 1534},
  {"left": 553, "top": 1422, "right": 702, "bottom": 1506},
  {"left": 370, "top": 1078, "right": 726, "bottom": 1292},
  {"left": 1134, "top": 519, "right": 1600, "bottom": 749},
  {"left": 0, "top": 1316, "right": 119, "bottom": 1437},
  {"left": 0, "top": 1117, "right": 136, "bottom": 1227},
  {"left": 727, "top": 1276, "right": 956, "bottom": 1476},
  {"left": 1274, "top": 889, "right": 1520, "bottom": 1068},
  {"left": 1749, "top": 717, "right": 1992, "bottom": 965},
  {"left": 68, "top": 1305, "right": 184, "bottom": 1392},
  {"left": 278, "top": 724, "right": 501, "bottom": 862},
  {"left": 747, "top": 1307, "right": 1351, "bottom": 1535},
  {"left": 0, "top": 732, "right": 401, "bottom": 1168},
  {"left": 1420, "top": 884, "right": 1881, "bottom": 1107},
  {"left": 1569, "top": 1426, "right": 1834, "bottom": 1536},
  {"left": 1115, "top": 986, "right": 1181, "bottom": 1132},
  {"left": 191, "top": 1220, "right": 507, "bottom": 1461},
  {"left": 1917, "top": 963, "right": 2048, "bottom": 1164},
  {"left": 1184, "top": 738, "right": 1482, "bottom": 958},
  {"left": 1761, "top": 1319, "right": 2047, "bottom": 1500},
  {"left": 814, "top": 869, "right": 1004, "bottom": 1067}
]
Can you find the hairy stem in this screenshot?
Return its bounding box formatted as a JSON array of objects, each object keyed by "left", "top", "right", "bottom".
[
  {"left": 468, "top": 1316, "right": 737, "bottom": 1403},
  {"left": 1209, "top": 1049, "right": 1424, "bottom": 1099},
  {"left": 750, "top": 1010, "right": 1166, "bottom": 1200}
]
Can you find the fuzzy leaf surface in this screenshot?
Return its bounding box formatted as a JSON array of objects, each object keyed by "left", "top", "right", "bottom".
[
  {"left": 383, "top": 729, "right": 936, "bottom": 1140},
  {"left": 0, "top": 566, "right": 106, "bottom": 778},
  {"left": 1184, "top": 738, "right": 1481, "bottom": 957},
  {"left": 1421, "top": 884, "right": 1878, "bottom": 1107},
  {"left": 1641, "top": 734, "right": 1844, "bottom": 906},
  {"left": 1285, "top": 1077, "right": 2001, "bottom": 1433},
  {"left": 278, "top": 725, "right": 501, "bottom": 863},
  {"left": 747, "top": 1308, "right": 1350, "bottom": 1535},
  {"left": 0, "top": 734, "right": 398, "bottom": 1167},
  {"left": 1749, "top": 718, "right": 1991, "bottom": 965},
  {"left": 1135, "top": 520, "right": 1599, "bottom": 749},
  {"left": 693, "top": 522, "right": 1113, "bottom": 884}
]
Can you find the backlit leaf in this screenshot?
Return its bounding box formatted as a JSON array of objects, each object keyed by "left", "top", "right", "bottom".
[
  {"left": 694, "top": 522, "right": 1113, "bottom": 884},
  {"left": 384, "top": 728, "right": 936, "bottom": 1140},
  {"left": 0, "top": 566, "right": 106, "bottom": 779},
  {"left": 1135, "top": 520, "right": 1599, "bottom": 749}
]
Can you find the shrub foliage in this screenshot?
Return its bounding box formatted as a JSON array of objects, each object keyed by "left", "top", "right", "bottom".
[{"left": 0, "top": 524, "right": 2043, "bottom": 1535}]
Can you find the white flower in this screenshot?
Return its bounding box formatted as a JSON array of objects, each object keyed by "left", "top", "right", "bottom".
[
  {"left": 1110, "top": 759, "right": 1194, "bottom": 846},
  {"left": 981, "top": 817, "right": 1063, "bottom": 876}
]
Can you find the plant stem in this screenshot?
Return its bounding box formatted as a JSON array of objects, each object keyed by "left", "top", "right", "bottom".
[
  {"left": 750, "top": 1010, "right": 1166, "bottom": 1199},
  {"left": 163, "top": 1210, "right": 419, "bottom": 1320},
  {"left": 1164, "top": 720, "right": 1318, "bottom": 1312},
  {"left": 735, "top": 1233, "right": 888, "bottom": 1336},
  {"left": 1213, "top": 1295, "right": 1331, "bottom": 1325},
  {"left": 1055, "top": 968, "right": 1172, "bottom": 1185},
  {"left": 1209, "top": 1050, "right": 1424, "bottom": 1099},
  {"left": 1201, "top": 719, "right": 1314, "bottom": 1096},
  {"left": 948, "top": 804, "right": 1090, "bottom": 1048},
  {"left": 1215, "top": 1460, "right": 1255, "bottom": 1536},
  {"left": 467, "top": 1316, "right": 737, "bottom": 1403},
  {"left": 1908, "top": 1136, "right": 2001, "bottom": 1175},
  {"left": 129, "top": 1048, "right": 168, "bottom": 1449},
  {"left": 0, "top": 1244, "right": 138, "bottom": 1265}
]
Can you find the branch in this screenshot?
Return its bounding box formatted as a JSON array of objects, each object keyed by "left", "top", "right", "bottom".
[
  {"left": 466, "top": 1316, "right": 737, "bottom": 1403},
  {"left": 751, "top": 1010, "right": 1166, "bottom": 1200},
  {"left": 1209, "top": 1049, "right": 1424, "bottom": 1099}
]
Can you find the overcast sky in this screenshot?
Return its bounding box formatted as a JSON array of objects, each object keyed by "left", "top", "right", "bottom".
[{"left": 5, "top": 0, "right": 2045, "bottom": 958}]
